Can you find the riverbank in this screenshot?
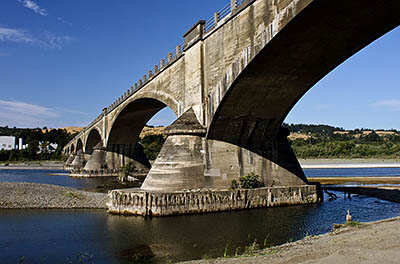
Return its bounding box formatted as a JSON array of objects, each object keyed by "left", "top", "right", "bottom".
[
  {"left": 300, "top": 158, "right": 400, "bottom": 169},
  {"left": 0, "top": 161, "right": 64, "bottom": 170},
  {"left": 183, "top": 216, "right": 400, "bottom": 264},
  {"left": 0, "top": 182, "right": 107, "bottom": 209}
]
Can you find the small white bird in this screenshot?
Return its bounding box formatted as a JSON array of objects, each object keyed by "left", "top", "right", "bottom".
[{"left": 346, "top": 209, "right": 352, "bottom": 223}]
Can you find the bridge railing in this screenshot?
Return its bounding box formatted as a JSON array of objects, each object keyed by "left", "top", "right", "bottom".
[
  {"left": 80, "top": 0, "right": 251, "bottom": 137},
  {"left": 205, "top": 3, "right": 231, "bottom": 33}
]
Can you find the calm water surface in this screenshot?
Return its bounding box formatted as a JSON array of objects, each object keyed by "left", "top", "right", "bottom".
[
  {"left": 0, "top": 169, "right": 112, "bottom": 190},
  {"left": 0, "top": 168, "right": 400, "bottom": 263}
]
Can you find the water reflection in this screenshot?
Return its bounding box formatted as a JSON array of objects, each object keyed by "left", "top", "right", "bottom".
[
  {"left": 1, "top": 191, "right": 399, "bottom": 263},
  {"left": 0, "top": 169, "right": 119, "bottom": 191},
  {"left": 1, "top": 168, "right": 400, "bottom": 263}
]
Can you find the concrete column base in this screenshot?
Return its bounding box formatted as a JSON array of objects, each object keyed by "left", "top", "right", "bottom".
[
  {"left": 69, "top": 152, "right": 86, "bottom": 170},
  {"left": 141, "top": 134, "right": 206, "bottom": 191},
  {"left": 84, "top": 146, "right": 107, "bottom": 171},
  {"left": 108, "top": 185, "right": 321, "bottom": 216},
  {"left": 64, "top": 154, "right": 76, "bottom": 170}
]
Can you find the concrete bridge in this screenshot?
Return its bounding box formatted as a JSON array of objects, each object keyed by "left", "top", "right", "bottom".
[{"left": 64, "top": 0, "right": 400, "bottom": 196}]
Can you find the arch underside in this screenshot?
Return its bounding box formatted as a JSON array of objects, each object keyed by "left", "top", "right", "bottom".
[
  {"left": 106, "top": 98, "right": 176, "bottom": 168},
  {"left": 76, "top": 139, "right": 83, "bottom": 153},
  {"left": 85, "top": 129, "right": 102, "bottom": 155},
  {"left": 208, "top": 0, "right": 400, "bottom": 156}
]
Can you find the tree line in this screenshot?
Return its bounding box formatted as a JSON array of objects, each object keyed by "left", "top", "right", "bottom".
[
  {"left": 0, "top": 126, "right": 77, "bottom": 162},
  {"left": 287, "top": 126, "right": 400, "bottom": 159}
]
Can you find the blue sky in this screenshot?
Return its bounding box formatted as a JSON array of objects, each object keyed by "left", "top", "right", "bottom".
[{"left": 0, "top": 1, "right": 399, "bottom": 130}]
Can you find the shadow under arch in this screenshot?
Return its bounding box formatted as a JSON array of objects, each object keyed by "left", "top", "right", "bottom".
[
  {"left": 85, "top": 128, "right": 102, "bottom": 155},
  {"left": 76, "top": 139, "right": 83, "bottom": 153},
  {"left": 70, "top": 144, "right": 75, "bottom": 154},
  {"left": 207, "top": 0, "right": 400, "bottom": 170},
  {"left": 106, "top": 97, "right": 178, "bottom": 169}
]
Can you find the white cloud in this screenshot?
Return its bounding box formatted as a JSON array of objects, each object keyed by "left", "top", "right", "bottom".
[
  {"left": 43, "top": 32, "right": 73, "bottom": 49},
  {"left": 370, "top": 100, "right": 400, "bottom": 111},
  {"left": 0, "top": 99, "right": 58, "bottom": 118},
  {"left": 0, "top": 27, "right": 35, "bottom": 43},
  {"left": 57, "top": 17, "right": 72, "bottom": 26},
  {"left": 0, "top": 26, "right": 72, "bottom": 49},
  {"left": 17, "top": 0, "right": 47, "bottom": 16},
  {"left": 0, "top": 100, "right": 90, "bottom": 128},
  {"left": 0, "top": 99, "right": 57, "bottom": 127}
]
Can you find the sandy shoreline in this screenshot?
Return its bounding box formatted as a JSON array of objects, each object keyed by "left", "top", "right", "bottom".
[
  {"left": 0, "top": 161, "right": 64, "bottom": 170},
  {"left": 0, "top": 182, "right": 108, "bottom": 209},
  {"left": 183, "top": 216, "right": 400, "bottom": 264}
]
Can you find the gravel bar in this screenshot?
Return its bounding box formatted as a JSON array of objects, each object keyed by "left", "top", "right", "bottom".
[{"left": 0, "top": 182, "right": 108, "bottom": 209}]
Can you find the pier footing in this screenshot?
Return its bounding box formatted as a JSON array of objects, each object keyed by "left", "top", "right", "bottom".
[
  {"left": 107, "top": 185, "right": 320, "bottom": 217},
  {"left": 69, "top": 169, "right": 119, "bottom": 178}
]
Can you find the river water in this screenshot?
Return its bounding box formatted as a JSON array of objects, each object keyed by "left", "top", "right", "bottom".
[{"left": 1, "top": 168, "right": 400, "bottom": 263}]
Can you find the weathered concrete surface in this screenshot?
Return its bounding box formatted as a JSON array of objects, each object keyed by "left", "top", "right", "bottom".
[
  {"left": 83, "top": 144, "right": 107, "bottom": 171},
  {"left": 207, "top": 0, "right": 400, "bottom": 154},
  {"left": 108, "top": 185, "right": 319, "bottom": 216},
  {"left": 142, "top": 109, "right": 307, "bottom": 191},
  {"left": 70, "top": 151, "right": 86, "bottom": 170},
  {"left": 64, "top": 154, "right": 76, "bottom": 170},
  {"left": 64, "top": 0, "right": 400, "bottom": 195},
  {"left": 69, "top": 169, "right": 119, "bottom": 178}
]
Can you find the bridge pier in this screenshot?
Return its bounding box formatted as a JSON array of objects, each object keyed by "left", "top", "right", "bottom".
[
  {"left": 68, "top": 143, "right": 150, "bottom": 178},
  {"left": 141, "top": 109, "right": 207, "bottom": 191},
  {"left": 109, "top": 109, "right": 320, "bottom": 215},
  {"left": 141, "top": 108, "right": 308, "bottom": 191},
  {"left": 69, "top": 151, "right": 86, "bottom": 170},
  {"left": 83, "top": 144, "right": 107, "bottom": 171},
  {"left": 64, "top": 154, "right": 76, "bottom": 171}
]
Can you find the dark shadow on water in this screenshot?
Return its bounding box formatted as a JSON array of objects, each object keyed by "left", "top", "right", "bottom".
[{"left": 324, "top": 186, "right": 400, "bottom": 203}]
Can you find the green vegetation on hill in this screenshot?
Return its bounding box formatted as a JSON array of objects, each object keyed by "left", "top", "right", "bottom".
[
  {"left": 286, "top": 124, "right": 400, "bottom": 159},
  {"left": 283, "top": 123, "right": 345, "bottom": 135},
  {"left": 137, "top": 124, "right": 400, "bottom": 160},
  {"left": 138, "top": 134, "right": 166, "bottom": 161}
]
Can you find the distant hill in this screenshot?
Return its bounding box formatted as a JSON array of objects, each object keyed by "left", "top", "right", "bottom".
[{"left": 54, "top": 127, "right": 83, "bottom": 134}]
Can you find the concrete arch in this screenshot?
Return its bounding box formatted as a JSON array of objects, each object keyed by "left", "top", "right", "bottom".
[
  {"left": 76, "top": 138, "right": 83, "bottom": 153},
  {"left": 107, "top": 97, "right": 178, "bottom": 148},
  {"left": 85, "top": 128, "right": 102, "bottom": 155},
  {"left": 105, "top": 97, "right": 177, "bottom": 169},
  {"left": 208, "top": 0, "right": 400, "bottom": 154}
]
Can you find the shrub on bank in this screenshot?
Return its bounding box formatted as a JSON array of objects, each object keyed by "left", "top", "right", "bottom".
[{"left": 231, "top": 173, "right": 264, "bottom": 189}]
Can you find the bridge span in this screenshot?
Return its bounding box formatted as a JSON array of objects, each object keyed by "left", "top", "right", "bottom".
[{"left": 64, "top": 0, "right": 400, "bottom": 215}]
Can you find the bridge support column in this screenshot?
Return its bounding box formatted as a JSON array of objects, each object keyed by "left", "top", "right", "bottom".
[
  {"left": 141, "top": 108, "right": 207, "bottom": 191},
  {"left": 141, "top": 108, "right": 206, "bottom": 191},
  {"left": 203, "top": 125, "right": 310, "bottom": 189},
  {"left": 141, "top": 108, "right": 310, "bottom": 191},
  {"left": 83, "top": 145, "right": 107, "bottom": 171},
  {"left": 111, "top": 109, "right": 320, "bottom": 215},
  {"left": 70, "top": 151, "right": 86, "bottom": 170},
  {"left": 64, "top": 154, "right": 76, "bottom": 170}
]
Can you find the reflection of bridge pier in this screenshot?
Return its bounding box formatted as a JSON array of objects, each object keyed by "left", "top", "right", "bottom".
[{"left": 64, "top": 0, "right": 400, "bottom": 215}]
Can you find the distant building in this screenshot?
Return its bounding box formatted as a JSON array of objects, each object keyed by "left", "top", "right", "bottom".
[
  {"left": 38, "top": 142, "right": 58, "bottom": 153},
  {"left": 0, "top": 136, "right": 16, "bottom": 150},
  {"left": 0, "top": 136, "right": 25, "bottom": 150}
]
